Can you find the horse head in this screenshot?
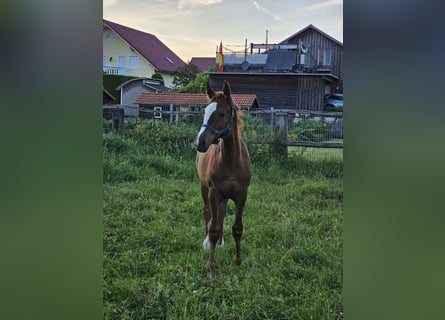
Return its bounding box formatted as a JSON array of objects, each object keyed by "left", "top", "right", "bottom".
[{"left": 194, "top": 80, "right": 235, "bottom": 153}]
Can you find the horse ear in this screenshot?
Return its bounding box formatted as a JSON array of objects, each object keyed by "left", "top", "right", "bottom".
[
  {"left": 206, "top": 81, "right": 215, "bottom": 100},
  {"left": 222, "top": 80, "right": 231, "bottom": 99}
]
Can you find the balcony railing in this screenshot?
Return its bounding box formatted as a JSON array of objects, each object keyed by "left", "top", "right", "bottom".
[
  {"left": 103, "top": 66, "right": 128, "bottom": 75},
  {"left": 222, "top": 53, "right": 269, "bottom": 65}
]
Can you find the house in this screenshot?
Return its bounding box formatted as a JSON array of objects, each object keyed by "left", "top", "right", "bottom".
[
  {"left": 115, "top": 78, "right": 169, "bottom": 117},
  {"left": 190, "top": 57, "right": 216, "bottom": 72},
  {"left": 134, "top": 92, "right": 259, "bottom": 120},
  {"left": 103, "top": 19, "right": 185, "bottom": 88},
  {"left": 208, "top": 24, "right": 343, "bottom": 111}
]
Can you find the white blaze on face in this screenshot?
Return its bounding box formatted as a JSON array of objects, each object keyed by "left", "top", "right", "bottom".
[{"left": 195, "top": 102, "right": 217, "bottom": 144}]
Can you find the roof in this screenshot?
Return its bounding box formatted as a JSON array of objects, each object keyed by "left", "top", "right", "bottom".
[
  {"left": 135, "top": 93, "right": 259, "bottom": 108},
  {"left": 190, "top": 57, "right": 216, "bottom": 72},
  {"left": 208, "top": 72, "right": 340, "bottom": 80},
  {"left": 103, "top": 19, "right": 185, "bottom": 73},
  {"left": 279, "top": 24, "right": 343, "bottom": 47},
  {"left": 116, "top": 77, "right": 169, "bottom": 92}
]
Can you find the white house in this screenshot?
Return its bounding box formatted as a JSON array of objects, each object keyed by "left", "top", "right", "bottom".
[{"left": 103, "top": 19, "right": 185, "bottom": 88}]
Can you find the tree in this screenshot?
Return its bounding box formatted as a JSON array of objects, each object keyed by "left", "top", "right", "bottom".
[
  {"left": 179, "top": 73, "right": 209, "bottom": 93},
  {"left": 172, "top": 63, "right": 200, "bottom": 89},
  {"left": 151, "top": 72, "right": 164, "bottom": 86}
]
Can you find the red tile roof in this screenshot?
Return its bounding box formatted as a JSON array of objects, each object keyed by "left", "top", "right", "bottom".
[
  {"left": 103, "top": 19, "right": 185, "bottom": 73},
  {"left": 190, "top": 57, "right": 216, "bottom": 72},
  {"left": 135, "top": 93, "right": 259, "bottom": 108}
]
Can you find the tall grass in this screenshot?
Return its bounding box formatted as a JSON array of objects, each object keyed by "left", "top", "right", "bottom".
[{"left": 103, "top": 118, "right": 343, "bottom": 319}]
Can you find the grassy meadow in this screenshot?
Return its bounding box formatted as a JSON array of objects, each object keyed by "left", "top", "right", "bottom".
[{"left": 103, "top": 117, "right": 343, "bottom": 319}]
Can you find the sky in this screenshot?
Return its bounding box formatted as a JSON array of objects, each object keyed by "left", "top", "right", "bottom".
[{"left": 103, "top": 0, "right": 343, "bottom": 63}]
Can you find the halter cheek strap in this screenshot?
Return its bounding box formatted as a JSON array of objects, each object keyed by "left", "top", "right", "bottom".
[{"left": 202, "top": 102, "right": 235, "bottom": 144}]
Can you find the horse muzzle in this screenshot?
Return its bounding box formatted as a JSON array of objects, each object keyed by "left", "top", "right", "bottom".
[
  {"left": 195, "top": 124, "right": 225, "bottom": 152},
  {"left": 194, "top": 139, "right": 210, "bottom": 153},
  {"left": 194, "top": 133, "right": 215, "bottom": 153}
]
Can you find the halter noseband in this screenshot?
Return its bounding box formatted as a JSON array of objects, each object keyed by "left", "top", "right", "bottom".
[{"left": 202, "top": 101, "right": 235, "bottom": 144}]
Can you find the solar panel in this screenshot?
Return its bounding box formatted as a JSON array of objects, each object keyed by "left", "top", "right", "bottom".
[{"left": 264, "top": 51, "right": 297, "bottom": 71}]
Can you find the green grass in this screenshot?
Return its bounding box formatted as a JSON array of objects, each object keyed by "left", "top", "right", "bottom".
[
  {"left": 289, "top": 145, "right": 343, "bottom": 162},
  {"left": 103, "top": 120, "right": 343, "bottom": 320}
]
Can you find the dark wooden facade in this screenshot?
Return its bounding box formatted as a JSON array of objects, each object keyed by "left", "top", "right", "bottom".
[
  {"left": 279, "top": 24, "right": 343, "bottom": 79},
  {"left": 209, "top": 73, "right": 339, "bottom": 111}
]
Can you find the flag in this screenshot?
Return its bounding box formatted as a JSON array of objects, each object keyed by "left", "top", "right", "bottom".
[{"left": 217, "top": 41, "right": 223, "bottom": 72}]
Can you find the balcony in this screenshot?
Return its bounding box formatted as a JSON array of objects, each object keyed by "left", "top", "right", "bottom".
[{"left": 103, "top": 66, "right": 128, "bottom": 75}]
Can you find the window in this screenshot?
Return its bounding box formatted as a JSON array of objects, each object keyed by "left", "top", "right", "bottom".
[
  {"left": 318, "top": 49, "right": 332, "bottom": 66},
  {"left": 154, "top": 107, "right": 162, "bottom": 119},
  {"left": 129, "top": 56, "right": 139, "bottom": 69},
  {"left": 118, "top": 56, "right": 126, "bottom": 68}
]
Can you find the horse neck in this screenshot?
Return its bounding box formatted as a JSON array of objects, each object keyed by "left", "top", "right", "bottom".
[{"left": 220, "top": 119, "right": 241, "bottom": 164}]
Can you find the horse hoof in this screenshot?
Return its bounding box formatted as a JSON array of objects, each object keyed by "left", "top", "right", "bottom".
[
  {"left": 234, "top": 256, "right": 242, "bottom": 265},
  {"left": 206, "top": 264, "right": 214, "bottom": 279}
]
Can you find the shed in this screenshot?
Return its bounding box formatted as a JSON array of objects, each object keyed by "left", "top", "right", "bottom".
[
  {"left": 115, "top": 77, "right": 169, "bottom": 117},
  {"left": 134, "top": 92, "right": 259, "bottom": 119}
]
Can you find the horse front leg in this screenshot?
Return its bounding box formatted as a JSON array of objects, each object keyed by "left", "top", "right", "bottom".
[
  {"left": 201, "top": 185, "right": 211, "bottom": 250},
  {"left": 206, "top": 188, "right": 221, "bottom": 278},
  {"left": 233, "top": 189, "right": 247, "bottom": 265}
]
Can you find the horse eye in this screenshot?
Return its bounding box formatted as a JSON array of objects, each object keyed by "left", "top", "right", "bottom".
[{"left": 219, "top": 113, "right": 225, "bottom": 118}]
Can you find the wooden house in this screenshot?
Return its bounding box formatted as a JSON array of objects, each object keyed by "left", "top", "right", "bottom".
[
  {"left": 279, "top": 24, "right": 343, "bottom": 79},
  {"left": 103, "top": 19, "right": 185, "bottom": 88},
  {"left": 209, "top": 24, "right": 343, "bottom": 111}
]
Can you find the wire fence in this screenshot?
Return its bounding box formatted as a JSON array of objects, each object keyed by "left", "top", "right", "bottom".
[{"left": 103, "top": 107, "right": 343, "bottom": 162}]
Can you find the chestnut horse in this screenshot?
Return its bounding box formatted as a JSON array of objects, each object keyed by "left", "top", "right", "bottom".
[{"left": 194, "top": 80, "right": 252, "bottom": 278}]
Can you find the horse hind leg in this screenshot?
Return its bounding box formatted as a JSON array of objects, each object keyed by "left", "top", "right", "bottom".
[
  {"left": 216, "top": 199, "right": 228, "bottom": 247},
  {"left": 206, "top": 189, "right": 222, "bottom": 278},
  {"left": 232, "top": 189, "right": 247, "bottom": 265}
]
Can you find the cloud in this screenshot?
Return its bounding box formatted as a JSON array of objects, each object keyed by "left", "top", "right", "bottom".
[
  {"left": 103, "top": 0, "right": 120, "bottom": 8},
  {"left": 304, "top": 0, "right": 343, "bottom": 12},
  {"left": 249, "top": 0, "right": 281, "bottom": 21},
  {"left": 177, "top": 0, "right": 223, "bottom": 9}
]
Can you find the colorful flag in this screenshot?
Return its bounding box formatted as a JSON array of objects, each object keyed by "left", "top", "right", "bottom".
[{"left": 217, "top": 41, "right": 223, "bottom": 72}]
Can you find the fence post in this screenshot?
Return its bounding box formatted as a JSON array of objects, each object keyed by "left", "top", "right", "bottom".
[
  {"left": 273, "top": 111, "right": 288, "bottom": 159},
  {"left": 169, "top": 103, "right": 174, "bottom": 126},
  {"left": 270, "top": 107, "right": 274, "bottom": 137}
]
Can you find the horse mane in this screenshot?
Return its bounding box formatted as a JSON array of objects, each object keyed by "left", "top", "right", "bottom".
[{"left": 234, "top": 103, "right": 244, "bottom": 135}]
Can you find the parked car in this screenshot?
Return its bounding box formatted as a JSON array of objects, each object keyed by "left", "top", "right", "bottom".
[{"left": 323, "top": 93, "right": 343, "bottom": 111}]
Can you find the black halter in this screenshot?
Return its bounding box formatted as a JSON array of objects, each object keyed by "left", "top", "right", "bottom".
[{"left": 202, "top": 101, "right": 235, "bottom": 145}]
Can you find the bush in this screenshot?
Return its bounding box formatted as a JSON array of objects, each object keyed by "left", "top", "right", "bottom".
[
  {"left": 115, "top": 118, "right": 197, "bottom": 159},
  {"left": 290, "top": 119, "right": 332, "bottom": 142}
]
